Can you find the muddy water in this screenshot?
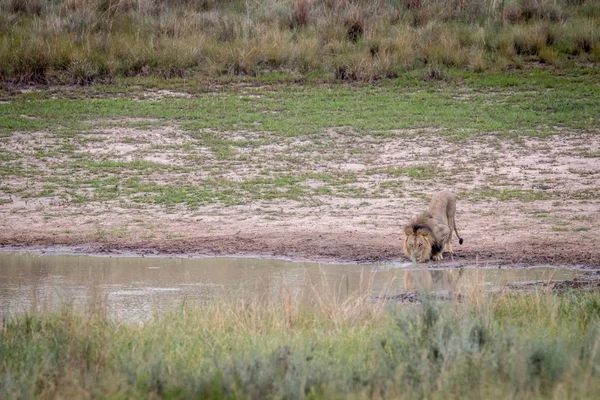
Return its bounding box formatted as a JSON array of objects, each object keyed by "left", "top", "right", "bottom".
[{"left": 0, "top": 253, "right": 579, "bottom": 321}]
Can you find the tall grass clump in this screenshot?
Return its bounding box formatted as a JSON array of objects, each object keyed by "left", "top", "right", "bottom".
[
  {"left": 2, "top": 285, "right": 600, "bottom": 399},
  {"left": 0, "top": 0, "right": 598, "bottom": 83}
]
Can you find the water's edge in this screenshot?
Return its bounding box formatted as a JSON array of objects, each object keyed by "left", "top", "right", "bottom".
[{"left": 1, "top": 245, "right": 597, "bottom": 271}]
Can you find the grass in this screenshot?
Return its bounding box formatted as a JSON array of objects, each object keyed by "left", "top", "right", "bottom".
[
  {"left": 0, "top": 0, "right": 599, "bottom": 83},
  {"left": 3, "top": 68, "right": 600, "bottom": 134},
  {"left": 2, "top": 286, "right": 600, "bottom": 399},
  {"left": 0, "top": 68, "right": 599, "bottom": 209},
  {"left": 466, "top": 188, "right": 552, "bottom": 202},
  {"left": 368, "top": 165, "right": 441, "bottom": 179}
]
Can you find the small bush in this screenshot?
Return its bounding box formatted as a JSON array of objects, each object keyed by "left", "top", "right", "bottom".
[
  {"left": 223, "top": 45, "right": 260, "bottom": 76},
  {"left": 508, "top": 24, "right": 549, "bottom": 56},
  {"left": 423, "top": 25, "right": 469, "bottom": 67},
  {"left": 404, "top": 0, "right": 422, "bottom": 10},
  {"left": 578, "top": 1, "right": 600, "bottom": 18},
  {"left": 291, "top": 0, "right": 312, "bottom": 29},
  {"left": 527, "top": 345, "right": 567, "bottom": 388},
  {"left": 467, "top": 46, "right": 487, "bottom": 72},
  {"left": 573, "top": 21, "right": 598, "bottom": 54},
  {"left": 538, "top": 45, "right": 561, "bottom": 66},
  {"left": 255, "top": 29, "right": 294, "bottom": 69},
  {"left": 1, "top": 35, "right": 50, "bottom": 83},
  {"left": 199, "top": 13, "right": 246, "bottom": 42},
  {"left": 393, "top": 27, "right": 421, "bottom": 67},
  {"left": 423, "top": 62, "right": 446, "bottom": 81},
  {"left": 554, "top": 18, "right": 599, "bottom": 56},
  {"left": 344, "top": 9, "right": 365, "bottom": 42},
  {"left": 97, "top": 0, "right": 138, "bottom": 14},
  {"left": 411, "top": 7, "right": 434, "bottom": 27},
  {"left": 492, "top": 54, "right": 511, "bottom": 71},
  {"left": 68, "top": 58, "right": 99, "bottom": 84},
  {"left": 503, "top": 3, "right": 523, "bottom": 23},
  {"left": 7, "top": 0, "right": 42, "bottom": 15}
]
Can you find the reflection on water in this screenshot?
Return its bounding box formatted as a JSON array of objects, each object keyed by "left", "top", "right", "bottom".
[{"left": 0, "top": 253, "right": 578, "bottom": 321}]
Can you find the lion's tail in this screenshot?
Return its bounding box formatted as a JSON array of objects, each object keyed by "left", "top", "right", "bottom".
[{"left": 453, "top": 218, "right": 464, "bottom": 245}]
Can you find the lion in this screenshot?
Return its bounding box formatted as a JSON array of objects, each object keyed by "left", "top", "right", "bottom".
[{"left": 403, "top": 191, "right": 464, "bottom": 262}]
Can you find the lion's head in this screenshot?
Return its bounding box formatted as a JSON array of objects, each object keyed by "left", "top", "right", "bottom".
[{"left": 403, "top": 224, "right": 433, "bottom": 263}]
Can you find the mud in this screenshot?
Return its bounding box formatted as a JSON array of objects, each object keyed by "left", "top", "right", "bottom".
[{"left": 1, "top": 225, "right": 598, "bottom": 268}]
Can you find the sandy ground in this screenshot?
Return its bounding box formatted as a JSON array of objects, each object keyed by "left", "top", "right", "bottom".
[
  {"left": 1, "top": 201, "right": 598, "bottom": 267},
  {"left": 1, "top": 126, "right": 599, "bottom": 267}
]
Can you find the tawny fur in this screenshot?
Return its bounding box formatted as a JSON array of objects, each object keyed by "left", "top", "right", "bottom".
[{"left": 403, "top": 191, "right": 463, "bottom": 262}]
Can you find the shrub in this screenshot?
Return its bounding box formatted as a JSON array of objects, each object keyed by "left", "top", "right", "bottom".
[
  {"left": 97, "top": 0, "right": 138, "bottom": 14},
  {"left": 423, "top": 62, "right": 446, "bottom": 81},
  {"left": 422, "top": 25, "right": 466, "bottom": 67},
  {"left": 7, "top": 0, "right": 42, "bottom": 15},
  {"left": 291, "top": 0, "right": 312, "bottom": 29},
  {"left": 503, "top": 3, "right": 523, "bottom": 23},
  {"left": 404, "top": 0, "right": 422, "bottom": 10},
  {"left": 223, "top": 44, "right": 260, "bottom": 76},
  {"left": 573, "top": 19, "right": 598, "bottom": 54},
  {"left": 0, "top": 34, "right": 50, "bottom": 83},
  {"left": 344, "top": 8, "right": 365, "bottom": 42},
  {"left": 507, "top": 24, "right": 550, "bottom": 56},
  {"left": 68, "top": 58, "right": 99, "bottom": 84},
  {"left": 538, "top": 45, "right": 561, "bottom": 66},
  {"left": 467, "top": 46, "right": 487, "bottom": 72}
]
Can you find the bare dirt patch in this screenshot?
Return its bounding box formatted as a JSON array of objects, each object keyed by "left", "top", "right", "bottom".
[{"left": 1, "top": 125, "right": 599, "bottom": 267}]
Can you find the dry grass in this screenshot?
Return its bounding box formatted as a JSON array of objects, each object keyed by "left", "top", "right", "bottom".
[{"left": 0, "top": 0, "right": 598, "bottom": 83}]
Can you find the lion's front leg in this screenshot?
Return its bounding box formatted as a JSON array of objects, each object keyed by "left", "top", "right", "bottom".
[
  {"left": 432, "top": 252, "right": 444, "bottom": 261},
  {"left": 444, "top": 242, "right": 453, "bottom": 254}
]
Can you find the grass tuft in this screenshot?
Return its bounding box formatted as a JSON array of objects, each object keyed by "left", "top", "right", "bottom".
[{"left": 291, "top": 0, "right": 312, "bottom": 29}]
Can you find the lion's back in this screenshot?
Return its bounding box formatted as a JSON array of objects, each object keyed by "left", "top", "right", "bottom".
[{"left": 428, "top": 191, "right": 456, "bottom": 220}]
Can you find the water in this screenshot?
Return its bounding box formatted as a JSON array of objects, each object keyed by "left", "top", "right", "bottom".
[{"left": 0, "top": 252, "right": 579, "bottom": 321}]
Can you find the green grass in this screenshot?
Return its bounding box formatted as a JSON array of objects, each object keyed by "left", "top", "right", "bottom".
[
  {"left": 2, "top": 288, "right": 600, "bottom": 399},
  {"left": 466, "top": 188, "right": 552, "bottom": 202},
  {"left": 574, "top": 227, "right": 591, "bottom": 232},
  {"left": 2, "top": 69, "right": 599, "bottom": 135}
]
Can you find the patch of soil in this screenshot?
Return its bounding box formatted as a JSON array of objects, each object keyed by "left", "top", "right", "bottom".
[
  {"left": 1, "top": 128, "right": 599, "bottom": 267},
  {"left": 1, "top": 216, "right": 599, "bottom": 267},
  {"left": 510, "top": 278, "right": 600, "bottom": 292}
]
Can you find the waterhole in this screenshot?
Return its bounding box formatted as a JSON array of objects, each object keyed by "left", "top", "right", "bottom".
[{"left": 0, "top": 252, "right": 580, "bottom": 321}]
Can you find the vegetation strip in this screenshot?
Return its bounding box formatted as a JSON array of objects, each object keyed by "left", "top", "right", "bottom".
[
  {"left": 2, "top": 288, "right": 600, "bottom": 398},
  {"left": 0, "top": 0, "right": 598, "bottom": 84}
]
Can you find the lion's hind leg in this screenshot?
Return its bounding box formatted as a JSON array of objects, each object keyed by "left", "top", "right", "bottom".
[
  {"left": 445, "top": 215, "right": 455, "bottom": 255},
  {"left": 443, "top": 215, "right": 454, "bottom": 260}
]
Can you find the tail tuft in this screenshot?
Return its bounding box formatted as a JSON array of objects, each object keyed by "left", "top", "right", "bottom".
[{"left": 459, "top": 238, "right": 464, "bottom": 245}]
